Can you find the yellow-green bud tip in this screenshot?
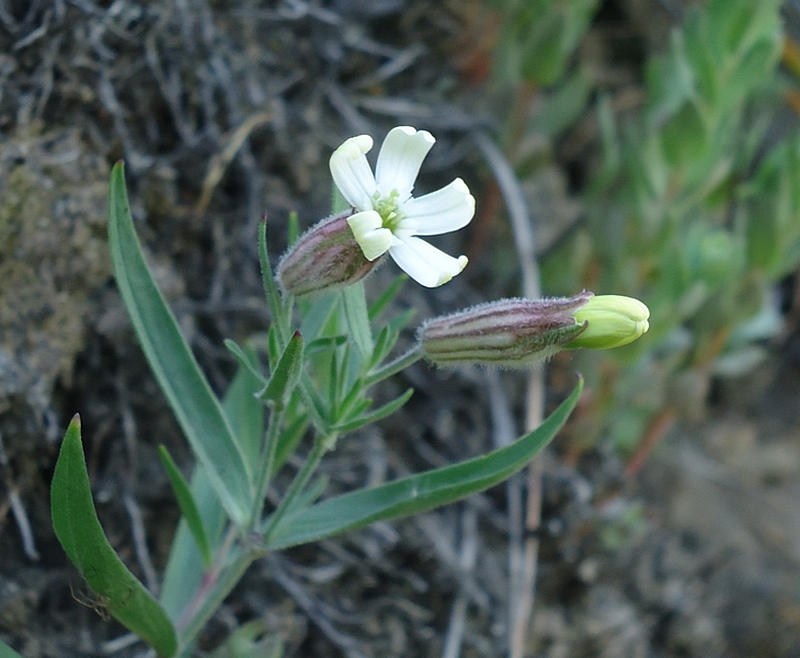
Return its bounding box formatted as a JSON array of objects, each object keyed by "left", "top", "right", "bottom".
[{"left": 566, "top": 295, "right": 650, "bottom": 350}]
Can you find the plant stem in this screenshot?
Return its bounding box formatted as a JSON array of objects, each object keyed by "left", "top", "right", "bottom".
[
  {"left": 176, "top": 543, "right": 262, "bottom": 655},
  {"left": 250, "top": 404, "right": 285, "bottom": 527},
  {"left": 364, "top": 344, "right": 423, "bottom": 387},
  {"left": 261, "top": 434, "right": 332, "bottom": 541}
]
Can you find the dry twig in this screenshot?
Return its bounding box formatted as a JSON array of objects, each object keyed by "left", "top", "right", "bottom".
[{"left": 473, "top": 131, "right": 543, "bottom": 658}]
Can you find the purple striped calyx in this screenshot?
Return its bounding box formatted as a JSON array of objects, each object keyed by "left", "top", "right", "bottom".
[
  {"left": 277, "top": 210, "right": 383, "bottom": 296},
  {"left": 418, "top": 292, "right": 593, "bottom": 367}
]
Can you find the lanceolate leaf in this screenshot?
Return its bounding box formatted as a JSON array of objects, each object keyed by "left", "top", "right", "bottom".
[
  {"left": 108, "top": 163, "right": 253, "bottom": 526},
  {"left": 51, "top": 416, "right": 178, "bottom": 658},
  {"left": 333, "top": 388, "right": 414, "bottom": 433},
  {"left": 259, "top": 332, "right": 304, "bottom": 403},
  {"left": 341, "top": 282, "right": 373, "bottom": 360},
  {"left": 157, "top": 446, "right": 212, "bottom": 568},
  {"left": 264, "top": 379, "right": 583, "bottom": 550},
  {"left": 160, "top": 361, "right": 263, "bottom": 622}
]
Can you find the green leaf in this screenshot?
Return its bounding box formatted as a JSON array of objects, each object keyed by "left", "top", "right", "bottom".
[
  {"left": 223, "top": 343, "right": 268, "bottom": 465},
  {"left": 259, "top": 332, "right": 304, "bottom": 403},
  {"left": 299, "top": 293, "right": 338, "bottom": 343},
  {"left": 332, "top": 184, "right": 350, "bottom": 215},
  {"left": 520, "top": 13, "right": 566, "bottom": 85},
  {"left": 224, "top": 339, "right": 268, "bottom": 387},
  {"left": 306, "top": 335, "right": 347, "bottom": 355},
  {"left": 287, "top": 211, "right": 300, "bottom": 247},
  {"left": 264, "top": 379, "right": 583, "bottom": 549},
  {"left": 157, "top": 446, "right": 212, "bottom": 568},
  {"left": 273, "top": 415, "right": 310, "bottom": 475},
  {"left": 368, "top": 274, "right": 407, "bottom": 320},
  {"left": 588, "top": 94, "right": 621, "bottom": 193},
  {"left": 108, "top": 162, "right": 253, "bottom": 527},
  {"left": 160, "top": 361, "right": 263, "bottom": 622},
  {"left": 334, "top": 388, "right": 414, "bottom": 434},
  {"left": 51, "top": 416, "right": 178, "bottom": 658},
  {"left": 661, "top": 101, "right": 708, "bottom": 167},
  {"left": 530, "top": 68, "right": 592, "bottom": 139},
  {"left": 259, "top": 216, "right": 288, "bottom": 346},
  {"left": 209, "top": 620, "right": 283, "bottom": 658},
  {"left": 341, "top": 282, "right": 373, "bottom": 360},
  {"left": 283, "top": 476, "right": 329, "bottom": 518},
  {"left": 647, "top": 30, "right": 695, "bottom": 124}
]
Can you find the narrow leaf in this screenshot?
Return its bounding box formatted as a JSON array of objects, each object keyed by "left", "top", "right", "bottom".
[
  {"left": 160, "top": 362, "right": 263, "bottom": 621},
  {"left": 157, "top": 446, "right": 212, "bottom": 568},
  {"left": 224, "top": 339, "right": 267, "bottom": 387},
  {"left": 208, "top": 620, "right": 283, "bottom": 658},
  {"left": 259, "top": 214, "right": 288, "bottom": 345},
  {"left": 333, "top": 388, "right": 414, "bottom": 434},
  {"left": 259, "top": 332, "right": 304, "bottom": 403},
  {"left": 51, "top": 416, "right": 178, "bottom": 658},
  {"left": 368, "top": 274, "right": 407, "bottom": 320},
  {"left": 341, "top": 282, "right": 373, "bottom": 360},
  {"left": 264, "top": 380, "right": 582, "bottom": 550},
  {"left": 287, "top": 211, "right": 300, "bottom": 246},
  {"left": 305, "top": 335, "right": 347, "bottom": 355},
  {"left": 273, "top": 415, "right": 310, "bottom": 475},
  {"left": 108, "top": 163, "right": 253, "bottom": 526}
]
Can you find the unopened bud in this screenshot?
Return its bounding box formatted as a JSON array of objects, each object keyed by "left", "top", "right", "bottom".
[
  {"left": 418, "top": 293, "right": 593, "bottom": 367},
  {"left": 565, "top": 295, "right": 650, "bottom": 349},
  {"left": 277, "top": 210, "right": 383, "bottom": 296}
]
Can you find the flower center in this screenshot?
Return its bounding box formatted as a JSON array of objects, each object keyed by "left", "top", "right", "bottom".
[{"left": 372, "top": 189, "right": 404, "bottom": 233}]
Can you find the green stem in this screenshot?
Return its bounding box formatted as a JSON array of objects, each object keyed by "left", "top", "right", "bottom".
[
  {"left": 176, "top": 543, "right": 262, "bottom": 655},
  {"left": 250, "top": 404, "right": 285, "bottom": 526},
  {"left": 261, "top": 434, "right": 332, "bottom": 541},
  {"left": 297, "top": 374, "right": 330, "bottom": 435},
  {"left": 364, "top": 344, "right": 424, "bottom": 387}
]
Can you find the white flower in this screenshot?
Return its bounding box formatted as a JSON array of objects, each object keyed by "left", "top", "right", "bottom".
[{"left": 329, "top": 126, "right": 475, "bottom": 288}]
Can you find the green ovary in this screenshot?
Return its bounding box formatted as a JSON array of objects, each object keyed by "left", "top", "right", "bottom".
[{"left": 373, "top": 189, "right": 404, "bottom": 232}]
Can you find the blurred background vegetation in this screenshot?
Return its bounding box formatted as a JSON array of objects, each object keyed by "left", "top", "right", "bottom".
[{"left": 472, "top": 0, "right": 800, "bottom": 469}]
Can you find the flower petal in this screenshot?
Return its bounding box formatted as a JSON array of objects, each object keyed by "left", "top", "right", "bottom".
[
  {"left": 375, "top": 126, "right": 435, "bottom": 201},
  {"left": 388, "top": 236, "right": 468, "bottom": 288},
  {"left": 330, "top": 134, "right": 377, "bottom": 211},
  {"left": 401, "top": 178, "right": 475, "bottom": 236},
  {"left": 347, "top": 210, "right": 393, "bottom": 261}
]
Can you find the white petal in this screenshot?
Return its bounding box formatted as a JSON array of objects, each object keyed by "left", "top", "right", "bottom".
[
  {"left": 388, "top": 236, "right": 468, "bottom": 288},
  {"left": 347, "top": 210, "right": 393, "bottom": 260},
  {"left": 330, "top": 135, "right": 377, "bottom": 211},
  {"left": 375, "top": 126, "right": 435, "bottom": 201},
  {"left": 401, "top": 178, "right": 475, "bottom": 236}
]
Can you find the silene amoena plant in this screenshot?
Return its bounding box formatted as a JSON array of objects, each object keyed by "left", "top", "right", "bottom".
[{"left": 48, "top": 126, "right": 649, "bottom": 657}]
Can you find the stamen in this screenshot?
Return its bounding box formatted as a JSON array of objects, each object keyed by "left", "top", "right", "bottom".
[{"left": 373, "top": 189, "right": 404, "bottom": 232}]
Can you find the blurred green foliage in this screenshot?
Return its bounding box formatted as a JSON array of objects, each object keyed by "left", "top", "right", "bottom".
[{"left": 489, "top": 0, "right": 799, "bottom": 454}]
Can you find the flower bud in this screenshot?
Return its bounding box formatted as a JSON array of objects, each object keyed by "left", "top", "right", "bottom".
[
  {"left": 418, "top": 293, "right": 593, "bottom": 367},
  {"left": 277, "top": 210, "right": 383, "bottom": 296},
  {"left": 564, "top": 295, "right": 650, "bottom": 349}
]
